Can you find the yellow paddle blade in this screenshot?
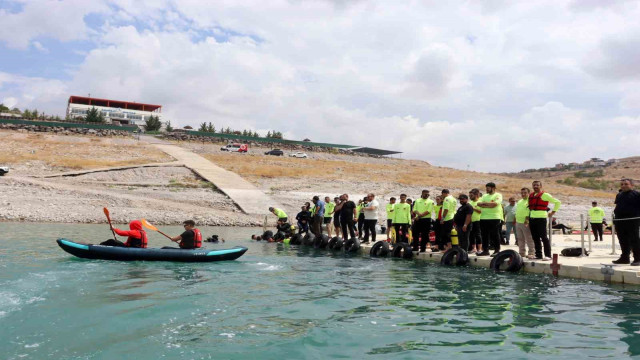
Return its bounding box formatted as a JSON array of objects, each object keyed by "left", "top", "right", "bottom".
[{"left": 141, "top": 219, "right": 158, "bottom": 231}]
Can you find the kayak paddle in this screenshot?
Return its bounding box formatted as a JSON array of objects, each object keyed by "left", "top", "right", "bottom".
[
  {"left": 103, "top": 207, "right": 117, "bottom": 240},
  {"left": 141, "top": 219, "right": 173, "bottom": 240}
]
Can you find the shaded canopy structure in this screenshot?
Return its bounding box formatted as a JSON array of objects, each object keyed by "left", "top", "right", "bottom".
[{"left": 348, "top": 147, "right": 402, "bottom": 156}]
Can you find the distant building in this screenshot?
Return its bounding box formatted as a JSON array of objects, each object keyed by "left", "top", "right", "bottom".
[
  {"left": 67, "top": 96, "right": 162, "bottom": 127},
  {"left": 606, "top": 158, "right": 618, "bottom": 165},
  {"left": 586, "top": 157, "right": 606, "bottom": 167},
  {"left": 555, "top": 163, "right": 566, "bottom": 169}
]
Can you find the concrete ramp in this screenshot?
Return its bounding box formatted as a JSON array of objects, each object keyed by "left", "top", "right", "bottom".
[{"left": 153, "top": 144, "right": 278, "bottom": 215}]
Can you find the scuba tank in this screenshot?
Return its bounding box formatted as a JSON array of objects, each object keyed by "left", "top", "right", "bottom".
[{"left": 451, "top": 228, "right": 459, "bottom": 246}]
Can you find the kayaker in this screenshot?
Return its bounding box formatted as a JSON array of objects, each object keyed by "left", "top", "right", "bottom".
[
  {"left": 166, "top": 220, "right": 202, "bottom": 249},
  {"left": 100, "top": 220, "right": 148, "bottom": 248}
]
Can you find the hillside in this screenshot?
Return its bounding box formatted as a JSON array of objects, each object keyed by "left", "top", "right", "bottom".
[
  {"left": 505, "top": 157, "right": 640, "bottom": 191},
  {"left": 0, "top": 130, "right": 619, "bottom": 226}
]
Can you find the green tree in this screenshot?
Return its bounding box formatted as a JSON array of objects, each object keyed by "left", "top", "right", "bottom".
[
  {"left": 144, "top": 115, "right": 162, "bottom": 131},
  {"left": 165, "top": 121, "right": 173, "bottom": 132},
  {"left": 23, "top": 109, "right": 32, "bottom": 119},
  {"left": 0, "top": 103, "right": 9, "bottom": 112},
  {"left": 207, "top": 122, "right": 215, "bottom": 133},
  {"left": 32, "top": 109, "right": 39, "bottom": 119},
  {"left": 54, "top": 115, "right": 61, "bottom": 121},
  {"left": 266, "top": 131, "right": 272, "bottom": 138},
  {"left": 85, "top": 107, "right": 105, "bottom": 123},
  {"left": 199, "top": 122, "right": 208, "bottom": 132}
]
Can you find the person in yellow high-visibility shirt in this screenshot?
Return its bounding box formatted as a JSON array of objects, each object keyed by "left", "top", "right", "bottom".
[
  {"left": 386, "top": 197, "right": 396, "bottom": 240},
  {"left": 433, "top": 195, "right": 443, "bottom": 251},
  {"left": 477, "top": 182, "right": 503, "bottom": 257},
  {"left": 269, "top": 207, "right": 288, "bottom": 222},
  {"left": 413, "top": 190, "right": 434, "bottom": 252},
  {"left": 440, "top": 189, "right": 456, "bottom": 249},
  {"left": 468, "top": 189, "right": 483, "bottom": 253},
  {"left": 324, "top": 196, "right": 335, "bottom": 238},
  {"left": 515, "top": 187, "right": 535, "bottom": 258},
  {"left": 393, "top": 194, "right": 412, "bottom": 243},
  {"left": 588, "top": 201, "right": 605, "bottom": 241},
  {"left": 528, "top": 180, "right": 561, "bottom": 260}
]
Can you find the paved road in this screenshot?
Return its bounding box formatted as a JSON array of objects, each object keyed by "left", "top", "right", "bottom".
[{"left": 152, "top": 143, "right": 279, "bottom": 215}]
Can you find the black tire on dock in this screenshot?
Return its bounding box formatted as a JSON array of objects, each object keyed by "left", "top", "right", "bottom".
[
  {"left": 302, "top": 233, "right": 316, "bottom": 246},
  {"left": 440, "top": 247, "right": 469, "bottom": 266},
  {"left": 328, "top": 236, "right": 343, "bottom": 250},
  {"left": 314, "top": 234, "right": 329, "bottom": 249},
  {"left": 392, "top": 243, "right": 413, "bottom": 260},
  {"left": 320, "top": 234, "right": 330, "bottom": 249},
  {"left": 343, "top": 238, "right": 360, "bottom": 253},
  {"left": 370, "top": 241, "right": 390, "bottom": 257},
  {"left": 289, "top": 233, "right": 302, "bottom": 245},
  {"left": 489, "top": 250, "right": 524, "bottom": 272}
]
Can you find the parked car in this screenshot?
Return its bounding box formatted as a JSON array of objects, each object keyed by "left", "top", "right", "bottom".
[
  {"left": 264, "top": 149, "right": 284, "bottom": 156},
  {"left": 220, "top": 143, "right": 248, "bottom": 152},
  {"left": 0, "top": 165, "right": 9, "bottom": 176},
  {"left": 289, "top": 152, "right": 308, "bottom": 158}
]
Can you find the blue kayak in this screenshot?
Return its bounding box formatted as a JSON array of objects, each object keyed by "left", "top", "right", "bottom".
[{"left": 57, "top": 238, "right": 248, "bottom": 262}]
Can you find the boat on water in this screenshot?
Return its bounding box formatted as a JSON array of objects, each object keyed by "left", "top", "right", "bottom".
[{"left": 56, "top": 238, "right": 248, "bottom": 262}]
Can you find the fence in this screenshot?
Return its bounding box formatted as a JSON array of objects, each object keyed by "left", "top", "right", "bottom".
[{"left": 0, "top": 117, "right": 138, "bottom": 132}]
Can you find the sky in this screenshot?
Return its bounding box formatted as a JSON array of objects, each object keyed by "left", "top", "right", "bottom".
[{"left": 1, "top": 0, "right": 639, "bottom": 172}]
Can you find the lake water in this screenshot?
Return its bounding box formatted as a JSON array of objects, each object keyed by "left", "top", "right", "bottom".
[{"left": 2, "top": 222, "right": 640, "bottom": 359}]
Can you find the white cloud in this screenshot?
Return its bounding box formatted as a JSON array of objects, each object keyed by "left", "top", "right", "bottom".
[
  {"left": 2, "top": 0, "right": 640, "bottom": 171},
  {"left": 0, "top": 0, "right": 109, "bottom": 49}
]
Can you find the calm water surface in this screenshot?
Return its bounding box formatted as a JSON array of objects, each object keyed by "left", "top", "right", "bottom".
[{"left": 2, "top": 222, "right": 640, "bottom": 359}]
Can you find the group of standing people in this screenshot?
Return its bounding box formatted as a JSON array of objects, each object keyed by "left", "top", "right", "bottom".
[
  {"left": 383, "top": 181, "right": 561, "bottom": 261},
  {"left": 267, "top": 178, "right": 639, "bottom": 266}
]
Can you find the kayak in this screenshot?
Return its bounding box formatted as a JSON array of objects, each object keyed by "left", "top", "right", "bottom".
[{"left": 56, "top": 238, "right": 248, "bottom": 262}]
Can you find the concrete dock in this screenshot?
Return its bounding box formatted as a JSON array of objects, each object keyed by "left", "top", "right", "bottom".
[
  {"left": 153, "top": 144, "right": 280, "bottom": 215},
  {"left": 360, "top": 233, "right": 640, "bottom": 285}
]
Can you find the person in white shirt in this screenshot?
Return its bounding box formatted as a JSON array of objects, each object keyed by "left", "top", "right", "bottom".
[{"left": 362, "top": 193, "right": 379, "bottom": 244}]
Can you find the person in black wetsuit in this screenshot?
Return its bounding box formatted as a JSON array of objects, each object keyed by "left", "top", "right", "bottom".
[
  {"left": 335, "top": 193, "right": 357, "bottom": 240},
  {"left": 613, "top": 179, "right": 640, "bottom": 265}
]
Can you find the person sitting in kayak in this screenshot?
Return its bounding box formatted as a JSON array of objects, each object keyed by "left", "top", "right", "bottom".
[
  {"left": 100, "top": 220, "right": 148, "bottom": 248},
  {"left": 165, "top": 220, "right": 202, "bottom": 249}
]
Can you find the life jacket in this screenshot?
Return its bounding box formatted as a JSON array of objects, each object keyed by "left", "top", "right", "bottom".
[
  {"left": 528, "top": 192, "right": 549, "bottom": 211},
  {"left": 180, "top": 228, "right": 202, "bottom": 249},
  {"left": 125, "top": 231, "right": 148, "bottom": 248}
]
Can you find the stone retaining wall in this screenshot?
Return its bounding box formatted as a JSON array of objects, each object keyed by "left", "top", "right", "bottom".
[{"left": 0, "top": 123, "right": 132, "bottom": 137}]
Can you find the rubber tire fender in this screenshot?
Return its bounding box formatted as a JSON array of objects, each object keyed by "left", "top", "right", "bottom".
[
  {"left": 289, "top": 233, "right": 302, "bottom": 245},
  {"left": 370, "top": 241, "right": 390, "bottom": 257},
  {"left": 328, "top": 236, "right": 343, "bottom": 250},
  {"left": 319, "top": 234, "right": 330, "bottom": 249},
  {"left": 440, "top": 248, "right": 469, "bottom": 266},
  {"left": 313, "top": 234, "right": 329, "bottom": 249},
  {"left": 343, "top": 238, "right": 360, "bottom": 253},
  {"left": 302, "top": 233, "right": 316, "bottom": 246},
  {"left": 392, "top": 243, "right": 413, "bottom": 260},
  {"left": 489, "top": 250, "right": 524, "bottom": 272}
]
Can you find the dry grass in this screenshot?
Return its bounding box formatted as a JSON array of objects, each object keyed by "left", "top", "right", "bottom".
[
  {"left": 0, "top": 133, "right": 172, "bottom": 169},
  {"left": 204, "top": 153, "right": 612, "bottom": 199}
]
